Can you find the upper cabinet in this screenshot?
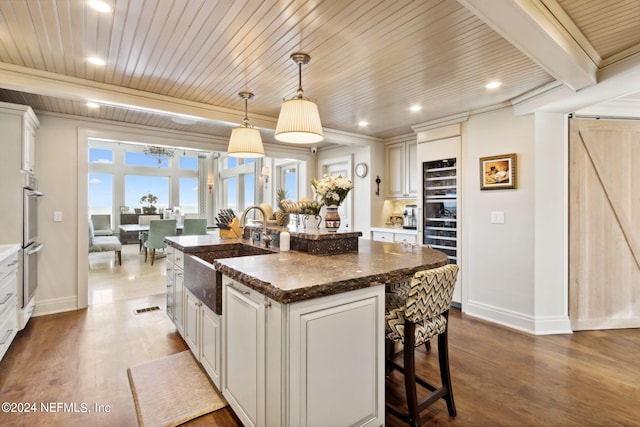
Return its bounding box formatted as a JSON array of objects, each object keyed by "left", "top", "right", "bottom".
[
  {"left": 0, "top": 102, "right": 40, "bottom": 175},
  {"left": 384, "top": 140, "right": 417, "bottom": 198},
  {"left": 22, "top": 111, "right": 39, "bottom": 173}
]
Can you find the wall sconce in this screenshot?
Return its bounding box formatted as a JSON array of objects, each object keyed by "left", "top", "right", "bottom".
[
  {"left": 208, "top": 176, "right": 214, "bottom": 193},
  {"left": 261, "top": 166, "right": 271, "bottom": 184}
]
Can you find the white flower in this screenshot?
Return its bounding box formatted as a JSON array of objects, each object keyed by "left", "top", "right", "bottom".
[{"left": 311, "top": 174, "right": 353, "bottom": 206}]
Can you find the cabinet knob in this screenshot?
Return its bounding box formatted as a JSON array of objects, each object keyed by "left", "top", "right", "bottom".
[{"left": 264, "top": 301, "right": 271, "bottom": 309}]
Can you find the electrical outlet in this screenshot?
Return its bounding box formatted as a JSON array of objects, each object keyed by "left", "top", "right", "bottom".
[{"left": 54, "top": 211, "right": 63, "bottom": 222}]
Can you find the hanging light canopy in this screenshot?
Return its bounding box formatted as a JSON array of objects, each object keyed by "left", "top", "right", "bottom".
[
  {"left": 227, "top": 91, "right": 265, "bottom": 158},
  {"left": 275, "top": 53, "right": 324, "bottom": 144}
]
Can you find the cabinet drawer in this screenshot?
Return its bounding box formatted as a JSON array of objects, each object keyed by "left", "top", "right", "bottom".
[
  {"left": 0, "top": 274, "right": 17, "bottom": 319},
  {"left": 0, "top": 252, "right": 19, "bottom": 282},
  {"left": 393, "top": 233, "right": 417, "bottom": 244},
  {"left": 372, "top": 231, "right": 394, "bottom": 242},
  {"left": 173, "top": 249, "right": 185, "bottom": 270},
  {"left": 0, "top": 300, "right": 18, "bottom": 361}
]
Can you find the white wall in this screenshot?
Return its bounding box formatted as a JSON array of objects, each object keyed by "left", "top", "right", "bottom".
[{"left": 317, "top": 144, "right": 378, "bottom": 235}]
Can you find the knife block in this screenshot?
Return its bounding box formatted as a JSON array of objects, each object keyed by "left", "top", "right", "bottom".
[{"left": 219, "top": 217, "right": 242, "bottom": 239}]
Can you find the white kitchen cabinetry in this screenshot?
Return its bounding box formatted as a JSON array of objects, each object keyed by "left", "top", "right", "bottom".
[
  {"left": 22, "top": 113, "right": 38, "bottom": 173},
  {"left": 200, "top": 302, "right": 221, "bottom": 387},
  {"left": 222, "top": 277, "right": 384, "bottom": 427},
  {"left": 0, "top": 246, "right": 20, "bottom": 362},
  {"left": 166, "top": 246, "right": 185, "bottom": 334},
  {"left": 371, "top": 230, "right": 394, "bottom": 242},
  {"left": 183, "top": 288, "right": 200, "bottom": 355},
  {"left": 181, "top": 287, "right": 222, "bottom": 388},
  {"left": 385, "top": 140, "right": 417, "bottom": 198},
  {"left": 371, "top": 227, "right": 418, "bottom": 244}
]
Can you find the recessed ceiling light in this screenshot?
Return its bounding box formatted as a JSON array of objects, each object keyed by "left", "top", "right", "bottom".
[
  {"left": 87, "top": 56, "right": 106, "bottom": 66},
  {"left": 88, "top": 0, "right": 112, "bottom": 13},
  {"left": 409, "top": 105, "right": 422, "bottom": 112},
  {"left": 357, "top": 121, "right": 368, "bottom": 127},
  {"left": 86, "top": 102, "right": 100, "bottom": 109},
  {"left": 485, "top": 81, "right": 502, "bottom": 89}
]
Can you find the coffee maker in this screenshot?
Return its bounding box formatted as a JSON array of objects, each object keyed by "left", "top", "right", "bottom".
[{"left": 402, "top": 204, "right": 417, "bottom": 229}]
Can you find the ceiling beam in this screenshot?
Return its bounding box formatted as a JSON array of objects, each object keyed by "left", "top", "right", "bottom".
[{"left": 458, "top": 0, "right": 598, "bottom": 91}]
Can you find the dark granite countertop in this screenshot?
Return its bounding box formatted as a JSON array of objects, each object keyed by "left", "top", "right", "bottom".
[
  {"left": 214, "top": 239, "right": 447, "bottom": 304},
  {"left": 166, "top": 234, "right": 448, "bottom": 305}
]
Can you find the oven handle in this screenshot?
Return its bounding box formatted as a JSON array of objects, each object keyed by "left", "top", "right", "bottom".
[
  {"left": 25, "top": 243, "right": 44, "bottom": 255},
  {"left": 25, "top": 190, "right": 44, "bottom": 197}
]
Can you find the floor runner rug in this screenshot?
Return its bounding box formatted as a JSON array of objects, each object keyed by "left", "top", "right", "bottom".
[{"left": 127, "top": 351, "right": 228, "bottom": 426}]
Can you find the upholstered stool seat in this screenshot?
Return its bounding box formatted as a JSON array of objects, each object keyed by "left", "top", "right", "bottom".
[
  {"left": 385, "top": 292, "right": 448, "bottom": 346},
  {"left": 385, "top": 264, "right": 459, "bottom": 426}
]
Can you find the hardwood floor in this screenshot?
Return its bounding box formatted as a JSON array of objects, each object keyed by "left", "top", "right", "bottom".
[{"left": 1, "top": 245, "right": 639, "bottom": 426}]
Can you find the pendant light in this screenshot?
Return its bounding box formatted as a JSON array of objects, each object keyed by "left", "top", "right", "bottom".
[
  {"left": 275, "top": 53, "right": 324, "bottom": 144},
  {"left": 227, "top": 91, "right": 265, "bottom": 158}
]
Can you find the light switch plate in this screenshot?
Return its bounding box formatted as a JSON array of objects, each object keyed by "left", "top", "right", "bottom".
[
  {"left": 54, "top": 211, "right": 62, "bottom": 222},
  {"left": 490, "top": 211, "right": 504, "bottom": 224}
]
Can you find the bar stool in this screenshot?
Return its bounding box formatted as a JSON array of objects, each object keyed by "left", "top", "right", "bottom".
[{"left": 385, "top": 264, "right": 459, "bottom": 426}]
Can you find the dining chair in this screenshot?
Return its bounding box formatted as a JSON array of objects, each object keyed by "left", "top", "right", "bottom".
[
  {"left": 385, "top": 264, "right": 459, "bottom": 426},
  {"left": 90, "top": 214, "right": 113, "bottom": 236},
  {"left": 143, "top": 219, "right": 177, "bottom": 265},
  {"left": 138, "top": 214, "right": 161, "bottom": 252},
  {"left": 182, "top": 218, "right": 207, "bottom": 235}
]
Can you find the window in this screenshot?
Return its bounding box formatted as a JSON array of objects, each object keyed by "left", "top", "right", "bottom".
[
  {"left": 89, "top": 174, "right": 112, "bottom": 215},
  {"left": 179, "top": 177, "right": 198, "bottom": 213},
  {"left": 180, "top": 156, "right": 198, "bottom": 170},
  {"left": 244, "top": 174, "right": 255, "bottom": 209},
  {"left": 125, "top": 175, "right": 170, "bottom": 209},
  {"left": 125, "top": 151, "right": 170, "bottom": 168},
  {"left": 89, "top": 148, "right": 112, "bottom": 164},
  {"left": 223, "top": 177, "right": 238, "bottom": 212}
]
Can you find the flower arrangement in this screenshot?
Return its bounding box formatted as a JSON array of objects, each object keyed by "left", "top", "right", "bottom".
[{"left": 311, "top": 174, "right": 353, "bottom": 206}]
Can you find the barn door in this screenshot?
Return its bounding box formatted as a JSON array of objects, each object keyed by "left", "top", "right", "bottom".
[{"left": 569, "top": 119, "right": 640, "bottom": 330}]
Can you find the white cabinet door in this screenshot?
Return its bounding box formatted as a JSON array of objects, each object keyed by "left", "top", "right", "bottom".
[
  {"left": 385, "top": 142, "right": 405, "bottom": 198},
  {"left": 174, "top": 268, "right": 184, "bottom": 335},
  {"left": 407, "top": 141, "right": 418, "bottom": 196},
  {"left": 223, "top": 280, "right": 265, "bottom": 427},
  {"left": 184, "top": 289, "right": 200, "bottom": 356},
  {"left": 385, "top": 140, "right": 417, "bottom": 198},
  {"left": 288, "top": 285, "right": 385, "bottom": 427},
  {"left": 200, "top": 303, "right": 221, "bottom": 388}
]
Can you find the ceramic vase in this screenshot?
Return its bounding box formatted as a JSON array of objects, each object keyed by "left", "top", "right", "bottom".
[{"left": 324, "top": 205, "right": 341, "bottom": 232}]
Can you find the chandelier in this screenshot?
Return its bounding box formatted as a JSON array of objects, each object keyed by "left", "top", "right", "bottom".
[
  {"left": 227, "top": 91, "right": 265, "bottom": 158},
  {"left": 275, "top": 52, "right": 324, "bottom": 144},
  {"left": 143, "top": 145, "right": 175, "bottom": 165}
]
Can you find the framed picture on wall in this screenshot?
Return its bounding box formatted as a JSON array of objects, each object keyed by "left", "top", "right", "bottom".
[{"left": 480, "top": 153, "right": 517, "bottom": 190}]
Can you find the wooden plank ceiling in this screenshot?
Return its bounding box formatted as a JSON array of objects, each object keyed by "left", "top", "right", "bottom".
[{"left": 0, "top": 0, "right": 638, "bottom": 144}]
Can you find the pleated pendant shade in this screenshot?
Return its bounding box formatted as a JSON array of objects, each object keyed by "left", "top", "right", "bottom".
[
  {"left": 275, "top": 98, "right": 323, "bottom": 144},
  {"left": 227, "top": 91, "right": 265, "bottom": 158},
  {"left": 227, "top": 126, "right": 264, "bottom": 158}
]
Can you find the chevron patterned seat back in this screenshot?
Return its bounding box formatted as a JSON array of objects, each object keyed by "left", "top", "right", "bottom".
[{"left": 404, "top": 264, "right": 459, "bottom": 323}]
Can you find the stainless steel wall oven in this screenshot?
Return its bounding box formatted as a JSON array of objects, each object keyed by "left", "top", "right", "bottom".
[{"left": 20, "top": 173, "right": 43, "bottom": 328}]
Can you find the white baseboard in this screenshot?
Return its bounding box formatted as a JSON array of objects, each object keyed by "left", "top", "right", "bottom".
[
  {"left": 465, "top": 300, "right": 572, "bottom": 335},
  {"left": 32, "top": 296, "right": 78, "bottom": 317}
]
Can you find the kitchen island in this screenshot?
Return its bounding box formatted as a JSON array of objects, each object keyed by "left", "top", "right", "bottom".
[{"left": 165, "top": 234, "right": 448, "bottom": 427}]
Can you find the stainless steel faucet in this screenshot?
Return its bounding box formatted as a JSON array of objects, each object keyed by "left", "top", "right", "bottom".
[{"left": 239, "top": 205, "right": 272, "bottom": 248}]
